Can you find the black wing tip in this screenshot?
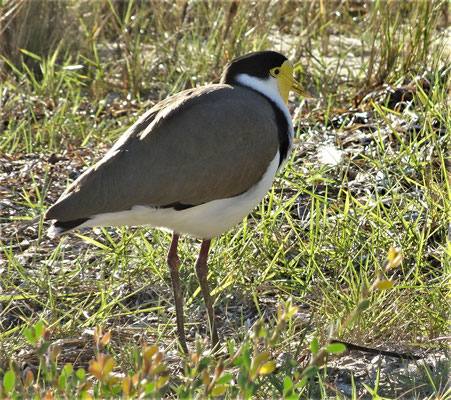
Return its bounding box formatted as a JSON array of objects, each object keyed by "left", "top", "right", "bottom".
[
  {"left": 48, "top": 218, "right": 90, "bottom": 237},
  {"left": 160, "top": 202, "right": 196, "bottom": 211},
  {"left": 55, "top": 218, "right": 90, "bottom": 230}
]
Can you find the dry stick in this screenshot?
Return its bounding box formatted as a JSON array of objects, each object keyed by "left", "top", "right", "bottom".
[{"left": 330, "top": 339, "right": 421, "bottom": 360}]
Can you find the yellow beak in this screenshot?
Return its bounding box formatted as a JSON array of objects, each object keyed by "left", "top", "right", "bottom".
[
  {"left": 276, "top": 60, "right": 313, "bottom": 104},
  {"left": 290, "top": 78, "right": 313, "bottom": 99}
]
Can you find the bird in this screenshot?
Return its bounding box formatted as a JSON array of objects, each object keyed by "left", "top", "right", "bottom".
[{"left": 45, "top": 50, "right": 311, "bottom": 353}]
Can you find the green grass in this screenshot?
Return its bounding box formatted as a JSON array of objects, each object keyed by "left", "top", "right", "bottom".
[{"left": 1, "top": 0, "right": 450, "bottom": 398}]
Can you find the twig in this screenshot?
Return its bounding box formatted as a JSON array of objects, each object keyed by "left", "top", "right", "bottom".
[{"left": 331, "top": 339, "right": 421, "bottom": 360}]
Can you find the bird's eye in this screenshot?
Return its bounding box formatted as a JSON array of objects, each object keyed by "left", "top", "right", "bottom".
[{"left": 270, "top": 67, "right": 281, "bottom": 78}]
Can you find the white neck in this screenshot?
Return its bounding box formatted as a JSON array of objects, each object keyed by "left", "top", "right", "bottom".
[{"left": 235, "top": 74, "right": 288, "bottom": 115}]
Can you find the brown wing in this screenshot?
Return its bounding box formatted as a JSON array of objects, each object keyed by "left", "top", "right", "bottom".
[{"left": 46, "top": 85, "right": 280, "bottom": 222}]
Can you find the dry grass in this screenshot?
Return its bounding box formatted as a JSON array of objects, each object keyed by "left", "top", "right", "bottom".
[{"left": 0, "top": 0, "right": 450, "bottom": 398}]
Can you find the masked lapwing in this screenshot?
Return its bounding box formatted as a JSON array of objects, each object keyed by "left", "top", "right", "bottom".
[{"left": 46, "top": 51, "right": 311, "bottom": 352}]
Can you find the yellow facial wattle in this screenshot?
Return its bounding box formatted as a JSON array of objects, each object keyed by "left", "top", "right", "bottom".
[{"left": 270, "top": 60, "right": 312, "bottom": 104}]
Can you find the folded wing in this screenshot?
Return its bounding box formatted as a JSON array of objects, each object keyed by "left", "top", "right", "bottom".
[{"left": 46, "top": 85, "right": 280, "bottom": 224}]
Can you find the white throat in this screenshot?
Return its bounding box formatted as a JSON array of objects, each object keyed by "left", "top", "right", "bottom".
[{"left": 235, "top": 74, "right": 288, "bottom": 115}]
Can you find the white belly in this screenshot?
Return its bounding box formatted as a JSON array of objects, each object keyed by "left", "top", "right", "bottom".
[{"left": 75, "top": 153, "right": 281, "bottom": 239}]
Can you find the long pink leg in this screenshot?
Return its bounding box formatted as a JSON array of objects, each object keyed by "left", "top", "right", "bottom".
[
  {"left": 195, "top": 239, "right": 219, "bottom": 348},
  {"left": 166, "top": 233, "right": 188, "bottom": 353}
]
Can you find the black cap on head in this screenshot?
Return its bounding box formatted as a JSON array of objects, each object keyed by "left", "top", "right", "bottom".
[{"left": 220, "top": 51, "right": 288, "bottom": 85}]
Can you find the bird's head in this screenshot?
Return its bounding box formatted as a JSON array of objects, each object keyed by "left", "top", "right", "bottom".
[{"left": 220, "top": 51, "right": 312, "bottom": 104}]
